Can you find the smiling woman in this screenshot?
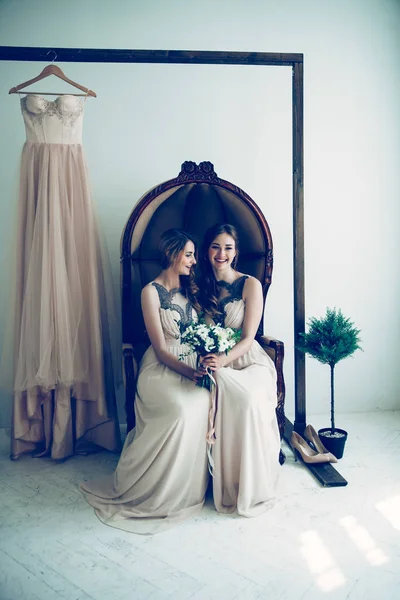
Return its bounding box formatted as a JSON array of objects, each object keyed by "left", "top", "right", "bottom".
[
  {"left": 209, "top": 235, "right": 237, "bottom": 268},
  {"left": 198, "top": 223, "right": 281, "bottom": 516},
  {"left": 80, "top": 228, "right": 210, "bottom": 535}
]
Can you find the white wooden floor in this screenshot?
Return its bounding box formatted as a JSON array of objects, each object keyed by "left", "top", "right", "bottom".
[{"left": 0, "top": 411, "right": 399, "bottom": 600}]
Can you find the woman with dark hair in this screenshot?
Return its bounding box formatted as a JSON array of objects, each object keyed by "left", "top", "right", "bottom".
[
  {"left": 199, "top": 223, "right": 281, "bottom": 517},
  {"left": 80, "top": 229, "right": 210, "bottom": 534}
]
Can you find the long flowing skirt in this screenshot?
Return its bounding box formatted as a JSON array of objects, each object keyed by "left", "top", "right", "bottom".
[
  {"left": 7, "top": 141, "right": 121, "bottom": 459},
  {"left": 80, "top": 345, "right": 210, "bottom": 535},
  {"left": 213, "top": 342, "right": 281, "bottom": 516}
]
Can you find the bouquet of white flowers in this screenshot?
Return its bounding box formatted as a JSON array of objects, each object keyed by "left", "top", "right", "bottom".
[{"left": 180, "top": 320, "right": 241, "bottom": 388}]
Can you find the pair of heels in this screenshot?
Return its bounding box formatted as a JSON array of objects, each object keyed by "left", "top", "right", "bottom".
[{"left": 291, "top": 425, "right": 338, "bottom": 464}]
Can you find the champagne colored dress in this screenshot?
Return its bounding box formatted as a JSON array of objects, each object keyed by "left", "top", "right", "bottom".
[
  {"left": 80, "top": 284, "right": 210, "bottom": 535},
  {"left": 9, "top": 94, "right": 121, "bottom": 459},
  {"left": 213, "top": 276, "right": 281, "bottom": 516}
]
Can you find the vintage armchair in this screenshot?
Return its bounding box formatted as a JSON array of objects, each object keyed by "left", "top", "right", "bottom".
[{"left": 120, "top": 161, "right": 286, "bottom": 461}]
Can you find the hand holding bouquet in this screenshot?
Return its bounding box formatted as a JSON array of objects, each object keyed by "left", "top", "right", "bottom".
[{"left": 180, "top": 320, "right": 241, "bottom": 388}]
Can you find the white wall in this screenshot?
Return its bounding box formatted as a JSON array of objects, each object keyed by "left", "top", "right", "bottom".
[{"left": 0, "top": 0, "right": 399, "bottom": 429}]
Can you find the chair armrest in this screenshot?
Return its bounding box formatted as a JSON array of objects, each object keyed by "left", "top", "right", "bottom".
[
  {"left": 257, "top": 334, "right": 284, "bottom": 364},
  {"left": 257, "top": 335, "right": 286, "bottom": 456},
  {"left": 122, "top": 343, "right": 138, "bottom": 382},
  {"left": 258, "top": 334, "right": 285, "bottom": 403},
  {"left": 122, "top": 344, "right": 138, "bottom": 432}
]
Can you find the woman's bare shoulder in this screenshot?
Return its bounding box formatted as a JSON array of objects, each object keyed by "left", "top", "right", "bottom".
[
  {"left": 239, "top": 273, "right": 261, "bottom": 285},
  {"left": 141, "top": 282, "right": 159, "bottom": 301},
  {"left": 242, "top": 275, "right": 262, "bottom": 294}
]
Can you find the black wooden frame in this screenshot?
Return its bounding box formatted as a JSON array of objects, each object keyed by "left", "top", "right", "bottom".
[{"left": 0, "top": 46, "right": 347, "bottom": 485}]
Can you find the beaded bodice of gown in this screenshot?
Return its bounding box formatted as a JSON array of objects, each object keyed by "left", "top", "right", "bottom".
[{"left": 20, "top": 95, "right": 84, "bottom": 144}]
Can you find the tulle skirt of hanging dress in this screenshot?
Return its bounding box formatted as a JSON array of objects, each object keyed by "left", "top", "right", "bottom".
[{"left": 4, "top": 141, "right": 121, "bottom": 459}]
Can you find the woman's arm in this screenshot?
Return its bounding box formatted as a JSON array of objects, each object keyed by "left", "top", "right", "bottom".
[
  {"left": 202, "top": 276, "right": 263, "bottom": 370},
  {"left": 141, "top": 285, "right": 203, "bottom": 382}
]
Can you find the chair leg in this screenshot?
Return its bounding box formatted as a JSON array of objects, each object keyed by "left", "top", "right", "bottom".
[
  {"left": 276, "top": 382, "right": 286, "bottom": 466},
  {"left": 123, "top": 347, "right": 136, "bottom": 432}
]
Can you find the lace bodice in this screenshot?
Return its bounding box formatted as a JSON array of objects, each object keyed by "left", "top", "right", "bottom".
[
  {"left": 217, "top": 275, "right": 248, "bottom": 328},
  {"left": 152, "top": 283, "right": 196, "bottom": 341},
  {"left": 20, "top": 95, "right": 85, "bottom": 144},
  {"left": 216, "top": 275, "right": 275, "bottom": 373}
]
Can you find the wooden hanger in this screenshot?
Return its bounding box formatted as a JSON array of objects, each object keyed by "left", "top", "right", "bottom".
[{"left": 9, "top": 64, "right": 97, "bottom": 97}]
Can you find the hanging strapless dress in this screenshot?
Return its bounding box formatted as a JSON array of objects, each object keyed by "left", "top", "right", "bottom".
[{"left": 9, "top": 94, "right": 121, "bottom": 459}]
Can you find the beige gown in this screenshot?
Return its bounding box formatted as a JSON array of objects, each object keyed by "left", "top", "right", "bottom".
[
  {"left": 7, "top": 94, "right": 121, "bottom": 459},
  {"left": 213, "top": 276, "right": 281, "bottom": 516},
  {"left": 80, "top": 284, "right": 210, "bottom": 534}
]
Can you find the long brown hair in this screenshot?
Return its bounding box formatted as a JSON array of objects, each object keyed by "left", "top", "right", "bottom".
[
  {"left": 199, "top": 223, "right": 240, "bottom": 320},
  {"left": 159, "top": 228, "right": 201, "bottom": 313}
]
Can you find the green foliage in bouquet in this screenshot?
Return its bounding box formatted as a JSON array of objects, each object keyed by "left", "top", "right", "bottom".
[{"left": 297, "top": 308, "right": 362, "bottom": 431}]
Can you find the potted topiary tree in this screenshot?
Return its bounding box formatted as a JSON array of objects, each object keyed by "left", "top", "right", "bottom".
[{"left": 297, "top": 307, "right": 362, "bottom": 459}]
